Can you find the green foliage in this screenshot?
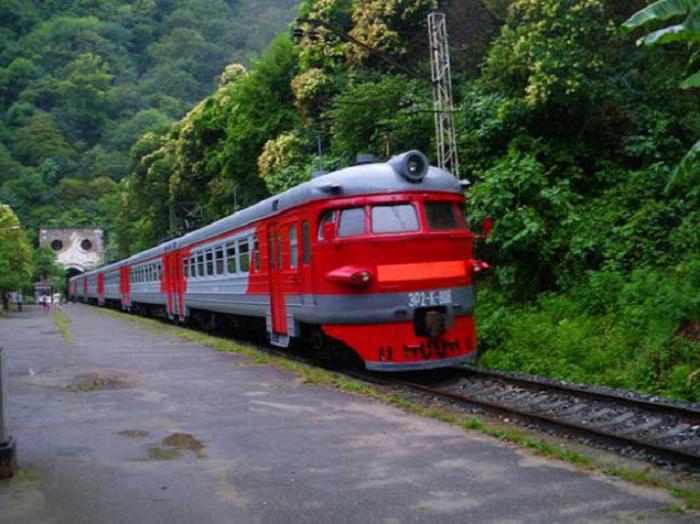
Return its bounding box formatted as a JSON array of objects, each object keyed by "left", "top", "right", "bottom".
[
  {"left": 32, "top": 246, "right": 65, "bottom": 291},
  {"left": 478, "top": 260, "right": 700, "bottom": 401},
  {"left": 325, "top": 75, "right": 433, "bottom": 161},
  {"left": 0, "top": 0, "right": 298, "bottom": 241},
  {"left": 0, "top": 204, "right": 33, "bottom": 293},
  {"left": 623, "top": 0, "right": 700, "bottom": 189},
  {"left": 482, "top": 0, "right": 613, "bottom": 107}
]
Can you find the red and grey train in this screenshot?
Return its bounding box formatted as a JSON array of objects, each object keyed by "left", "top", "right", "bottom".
[{"left": 69, "top": 151, "right": 486, "bottom": 371}]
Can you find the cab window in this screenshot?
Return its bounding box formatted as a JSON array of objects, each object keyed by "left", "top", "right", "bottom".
[
  {"left": 425, "top": 202, "right": 459, "bottom": 230},
  {"left": 371, "top": 204, "right": 419, "bottom": 233},
  {"left": 338, "top": 208, "right": 366, "bottom": 237},
  {"left": 318, "top": 210, "right": 336, "bottom": 239}
]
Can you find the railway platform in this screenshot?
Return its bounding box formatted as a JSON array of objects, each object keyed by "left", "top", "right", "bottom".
[{"left": 0, "top": 305, "right": 695, "bottom": 523}]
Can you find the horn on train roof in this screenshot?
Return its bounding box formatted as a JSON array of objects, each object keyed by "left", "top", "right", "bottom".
[{"left": 388, "top": 150, "right": 428, "bottom": 183}]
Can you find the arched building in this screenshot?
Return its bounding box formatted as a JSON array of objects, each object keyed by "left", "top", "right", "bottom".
[{"left": 39, "top": 228, "right": 105, "bottom": 277}]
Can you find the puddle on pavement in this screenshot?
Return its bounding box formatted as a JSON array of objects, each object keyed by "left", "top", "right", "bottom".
[
  {"left": 163, "top": 433, "right": 205, "bottom": 457},
  {"left": 147, "top": 446, "right": 182, "bottom": 460},
  {"left": 67, "top": 373, "right": 130, "bottom": 392},
  {"left": 117, "top": 430, "right": 149, "bottom": 438},
  {"left": 146, "top": 433, "right": 206, "bottom": 461}
]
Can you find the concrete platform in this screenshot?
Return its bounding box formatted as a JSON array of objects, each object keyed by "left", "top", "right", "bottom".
[{"left": 0, "top": 305, "right": 693, "bottom": 523}]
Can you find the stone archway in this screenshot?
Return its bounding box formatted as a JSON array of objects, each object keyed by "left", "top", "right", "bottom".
[{"left": 64, "top": 266, "right": 83, "bottom": 295}]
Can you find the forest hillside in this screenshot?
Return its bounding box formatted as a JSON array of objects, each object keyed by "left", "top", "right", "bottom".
[{"left": 0, "top": 0, "right": 298, "bottom": 255}]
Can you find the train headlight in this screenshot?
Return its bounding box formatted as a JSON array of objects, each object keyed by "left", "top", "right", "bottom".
[
  {"left": 350, "top": 270, "right": 372, "bottom": 286},
  {"left": 326, "top": 266, "right": 373, "bottom": 288},
  {"left": 388, "top": 150, "right": 429, "bottom": 183}
]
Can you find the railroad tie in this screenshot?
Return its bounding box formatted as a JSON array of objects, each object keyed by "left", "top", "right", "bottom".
[
  {"left": 587, "top": 412, "right": 636, "bottom": 429},
  {"left": 652, "top": 423, "right": 690, "bottom": 441},
  {"left": 612, "top": 417, "right": 664, "bottom": 436},
  {"left": 556, "top": 403, "right": 590, "bottom": 418}
]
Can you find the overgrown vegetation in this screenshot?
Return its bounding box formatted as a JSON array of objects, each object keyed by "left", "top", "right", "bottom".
[
  {"left": 0, "top": 0, "right": 297, "bottom": 251},
  {"left": 52, "top": 308, "right": 73, "bottom": 344}
]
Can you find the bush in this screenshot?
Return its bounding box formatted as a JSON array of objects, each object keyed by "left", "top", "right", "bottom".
[{"left": 477, "top": 258, "right": 700, "bottom": 402}]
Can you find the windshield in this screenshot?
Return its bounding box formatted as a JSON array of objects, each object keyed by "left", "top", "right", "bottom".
[
  {"left": 425, "top": 202, "right": 460, "bottom": 230},
  {"left": 371, "top": 204, "right": 419, "bottom": 233}
]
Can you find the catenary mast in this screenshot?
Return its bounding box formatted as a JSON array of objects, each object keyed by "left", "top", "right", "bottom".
[{"left": 428, "top": 12, "right": 461, "bottom": 181}]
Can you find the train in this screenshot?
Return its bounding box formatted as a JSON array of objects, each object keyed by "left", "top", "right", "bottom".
[{"left": 69, "top": 150, "right": 488, "bottom": 371}]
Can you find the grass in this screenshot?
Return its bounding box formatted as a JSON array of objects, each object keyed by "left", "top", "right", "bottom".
[
  {"left": 52, "top": 308, "right": 73, "bottom": 344},
  {"left": 97, "top": 307, "right": 700, "bottom": 511}
]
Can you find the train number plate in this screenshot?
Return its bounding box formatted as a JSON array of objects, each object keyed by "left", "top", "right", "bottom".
[{"left": 408, "top": 289, "right": 452, "bottom": 308}]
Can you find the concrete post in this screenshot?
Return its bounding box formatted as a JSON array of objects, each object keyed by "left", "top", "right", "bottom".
[{"left": 0, "top": 347, "right": 18, "bottom": 478}]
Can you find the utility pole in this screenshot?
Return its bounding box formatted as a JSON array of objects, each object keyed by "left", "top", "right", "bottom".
[{"left": 428, "top": 12, "right": 461, "bottom": 181}]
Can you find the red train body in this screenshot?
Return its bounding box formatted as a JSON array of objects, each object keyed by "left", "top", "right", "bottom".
[{"left": 69, "top": 151, "right": 483, "bottom": 371}]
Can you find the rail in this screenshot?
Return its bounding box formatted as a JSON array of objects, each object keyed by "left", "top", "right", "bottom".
[{"left": 384, "top": 367, "right": 700, "bottom": 470}]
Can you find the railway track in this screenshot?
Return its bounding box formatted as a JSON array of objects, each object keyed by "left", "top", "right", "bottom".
[{"left": 382, "top": 366, "right": 700, "bottom": 471}]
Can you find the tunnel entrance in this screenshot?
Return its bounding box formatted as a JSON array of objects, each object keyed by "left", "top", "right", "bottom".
[{"left": 65, "top": 267, "right": 83, "bottom": 295}]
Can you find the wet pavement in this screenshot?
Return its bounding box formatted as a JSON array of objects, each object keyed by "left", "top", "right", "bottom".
[{"left": 0, "top": 304, "right": 696, "bottom": 523}]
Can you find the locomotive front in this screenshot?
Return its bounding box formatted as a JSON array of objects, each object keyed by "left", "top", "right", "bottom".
[{"left": 310, "top": 151, "right": 482, "bottom": 371}]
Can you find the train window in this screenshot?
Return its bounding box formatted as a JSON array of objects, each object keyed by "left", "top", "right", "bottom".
[
  {"left": 338, "top": 208, "right": 366, "bottom": 237},
  {"left": 197, "top": 252, "right": 205, "bottom": 277},
  {"left": 301, "top": 221, "right": 310, "bottom": 265},
  {"left": 318, "top": 209, "right": 336, "bottom": 239},
  {"left": 157, "top": 263, "right": 162, "bottom": 281},
  {"left": 289, "top": 225, "right": 298, "bottom": 268},
  {"left": 215, "top": 247, "right": 225, "bottom": 275},
  {"left": 277, "top": 232, "right": 284, "bottom": 269},
  {"left": 371, "top": 204, "right": 419, "bottom": 233},
  {"left": 425, "top": 202, "right": 459, "bottom": 230},
  {"left": 184, "top": 258, "right": 190, "bottom": 278},
  {"left": 226, "top": 242, "right": 237, "bottom": 273},
  {"left": 239, "top": 239, "right": 250, "bottom": 272},
  {"left": 253, "top": 237, "right": 260, "bottom": 271},
  {"left": 205, "top": 251, "right": 214, "bottom": 276}
]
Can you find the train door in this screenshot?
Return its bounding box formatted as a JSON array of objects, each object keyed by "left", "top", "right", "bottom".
[
  {"left": 119, "top": 265, "right": 131, "bottom": 309},
  {"left": 172, "top": 250, "right": 187, "bottom": 320},
  {"left": 162, "top": 251, "right": 186, "bottom": 320},
  {"left": 266, "top": 223, "right": 288, "bottom": 346}
]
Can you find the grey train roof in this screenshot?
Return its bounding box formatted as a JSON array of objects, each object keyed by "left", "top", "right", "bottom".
[{"left": 78, "top": 158, "right": 461, "bottom": 277}]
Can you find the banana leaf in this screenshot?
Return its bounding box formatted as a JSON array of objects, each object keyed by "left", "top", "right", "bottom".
[{"left": 624, "top": 0, "right": 698, "bottom": 29}]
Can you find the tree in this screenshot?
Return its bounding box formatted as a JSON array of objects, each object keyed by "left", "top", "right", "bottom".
[
  {"left": 13, "top": 112, "right": 73, "bottom": 165},
  {"left": 0, "top": 204, "right": 33, "bottom": 300},
  {"left": 32, "top": 246, "right": 65, "bottom": 293},
  {"left": 623, "top": 0, "right": 700, "bottom": 188}
]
